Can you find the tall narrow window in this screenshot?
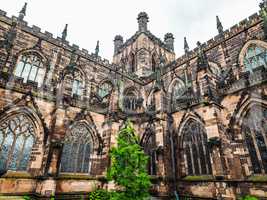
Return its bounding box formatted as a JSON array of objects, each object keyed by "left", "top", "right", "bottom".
[
  {"left": 181, "top": 119, "right": 211, "bottom": 176},
  {"left": 0, "top": 114, "right": 35, "bottom": 171},
  {"left": 61, "top": 123, "right": 93, "bottom": 173},
  {"left": 242, "top": 105, "right": 267, "bottom": 174},
  {"left": 71, "top": 70, "right": 85, "bottom": 97},
  {"left": 129, "top": 53, "right": 136, "bottom": 73},
  {"left": 14, "top": 53, "right": 45, "bottom": 87},
  {"left": 142, "top": 129, "right": 157, "bottom": 175},
  {"left": 243, "top": 44, "right": 267, "bottom": 72}
]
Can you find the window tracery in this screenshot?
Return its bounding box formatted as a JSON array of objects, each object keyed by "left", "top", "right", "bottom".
[
  {"left": 241, "top": 105, "right": 267, "bottom": 174},
  {"left": 0, "top": 114, "right": 35, "bottom": 171},
  {"left": 14, "top": 53, "right": 45, "bottom": 87},
  {"left": 60, "top": 123, "right": 93, "bottom": 173},
  {"left": 181, "top": 119, "right": 212, "bottom": 175},
  {"left": 243, "top": 44, "right": 267, "bottom": 72}
]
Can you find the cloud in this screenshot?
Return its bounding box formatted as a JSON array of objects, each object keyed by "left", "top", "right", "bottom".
[{"left": 1, "top": 0, "right": 261, "bottom": 59}]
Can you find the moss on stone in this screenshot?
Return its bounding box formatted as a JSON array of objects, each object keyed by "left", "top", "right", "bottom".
[
  {"left": 2, "top": 171, "right": 32, "bottom": 179},
  {"left": 57, "top": 174, "right": 106, "bottom": 181},
  {"left": 248, "top": 175, "right": 267, "bottom": 182},
  {"left": 182, "top": 175, "right": 214, "bottom": 181}
]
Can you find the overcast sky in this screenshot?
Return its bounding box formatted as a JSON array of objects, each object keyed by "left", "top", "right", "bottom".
[{"left": 1, "top": 0, "right": 261, "bottom": 60}]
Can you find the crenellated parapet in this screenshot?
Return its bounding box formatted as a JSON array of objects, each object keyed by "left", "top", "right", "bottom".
[{"left": 162, "top": 12, "right": 262, "bottom": 75}]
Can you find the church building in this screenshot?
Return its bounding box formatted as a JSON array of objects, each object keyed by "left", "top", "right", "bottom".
[{"left": 0, "top": 1, "right": 267, "bottom": 199}]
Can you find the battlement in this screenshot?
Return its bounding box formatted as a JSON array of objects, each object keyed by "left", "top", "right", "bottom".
[
  {"left": 0, "top": 9, "right": 113, "bottom": 69},
  {"left": 167, "top": 11, "right": 262, "bottom": 73}
]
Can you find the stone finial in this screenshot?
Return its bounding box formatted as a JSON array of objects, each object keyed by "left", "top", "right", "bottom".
[
  {"left": 260, "top": 0, "right": 267, "bottom": 8},
  {"left": 18, "top": 2, "right": 27, "bottom": 21},
  {"left": 216, "top": 16, "right": 224, "bottom": 35},
  {"left": 114, "top": 35, "right": 123, "bottom": 54},
  {"left": 184, "top": 37, "right": 189, "bottom": 54},
  {"left": 62, "top": 24, "right": 68, "bottom": 41},
  {"left": 197, "top": 41, "right": 208, "bottom": 69},
  {"left": 95, "top": 40, "right": 99, "bottom": 57},
  {"left": 164, "top": 33, "right": 174, "bottom": 51},
  {"left": 137, "top": 12, "right": 149, "bottom": 32}
]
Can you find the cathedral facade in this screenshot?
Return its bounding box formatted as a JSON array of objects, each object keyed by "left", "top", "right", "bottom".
[{"left": 0, "top": 1, "right": 267, "bottom": 199}]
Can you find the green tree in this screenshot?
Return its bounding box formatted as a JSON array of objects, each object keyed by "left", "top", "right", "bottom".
[
  {"left": 107, "top": 120, "right": 151, "bottom": 200},
  {"left": 240, "top": 195, "right": 258, "bottom": 200}
]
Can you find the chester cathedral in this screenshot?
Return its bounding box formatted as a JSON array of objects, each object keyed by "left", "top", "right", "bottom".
[{"left": 0, "top": 1, "right": 267, "bottom": 200}]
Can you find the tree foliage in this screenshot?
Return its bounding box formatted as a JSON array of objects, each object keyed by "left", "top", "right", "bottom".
[{"left": 107, "top": 120, "right": 151, "bottom": 200}]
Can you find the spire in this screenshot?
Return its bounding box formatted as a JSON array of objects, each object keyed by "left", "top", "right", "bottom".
[
  {"left": 62, "top": 24, "right": 68, "bottom": 41},
  {"left": 184, "top": 37, "right": 189, "bottom": 54},
  {"left": 216, "top": 16, "right": 224, "bottom": 35},
  {"left": 95, "top": 40, "right": 99, "bottom": 57},
  {"left": 18, "top": 2, "right": 27, "bottom": 21}
]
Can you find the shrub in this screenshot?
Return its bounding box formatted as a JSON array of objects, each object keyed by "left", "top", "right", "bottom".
[
  {"left": 240, "top": 195, "right": 259, "bottom": 200},
  {"left": 89, "top": 189, "right": 111, "bottom": 200},
  {"left": 107, "top": 120, "right": 151, "bottom": 200}
]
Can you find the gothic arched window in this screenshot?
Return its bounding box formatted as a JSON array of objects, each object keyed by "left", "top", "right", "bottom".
[
  {"left": 129, "top": 53, "right": 136, "bottom": 73},
  {"left": 181, "top": 119, "right": 212, "bottom": 176},
  {"left": 71, "top": 70, "right": 85, "bottom": 98},
  {"left": 14, "top": 53, "right": 45, "bottom": 87},
  {"left": 98, "top": 82, "right": 112, "bottom": 98},
  {"left": 241, "top": 105, "right": 267, "bottom": 174},
  {"left": 142, "top": 129, "right": 157, "bottom": 175},
  {"left": 0, "top": 114, "right": 35, "bottom": 171},
  {"left": 60, "top": 123, "right": 93, "bottom": 173},
  {"left": 171, "top": 80, "right": 185, "bottom": 102},
  {"left": 243, "top": 44, "right": 267, "bottom": 72}
]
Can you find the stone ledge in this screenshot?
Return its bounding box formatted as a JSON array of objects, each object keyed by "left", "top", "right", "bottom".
[
  {"left": 55, "top": 174, "right": 107, "bottom": 181},
  {"left": 0, "top": 171, "right": 33, "bottom": 179}
]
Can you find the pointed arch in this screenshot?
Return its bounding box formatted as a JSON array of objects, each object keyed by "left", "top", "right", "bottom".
[
  {"left": 229, "top": 92, "right": 267, "bottom": 175},
  {"left": 0, "top": 101, "right": 45, "bottom": 172},
  {"left": 167, "top": 78, "right": 186, "bottom": 104},
  {"left": 177, "top": 116, "right": 212, "bottom": 176},
  {"left": 13, "top": 50, "right": 49, "bottom": 87},
  {"left": 128, "top": 52, "right": 136, "bottom": 73},
  {"left": 62, "top": 66, "right": 88, "bottom": 99},
  {"left": 140, "top": 123, "right": 157, "bottom": 175},
  {"left": 239, "top": 40, "right": 267, "bottom": 72},
  {"left": 60, "top": 121, "right": 95, "bottom": 174}
]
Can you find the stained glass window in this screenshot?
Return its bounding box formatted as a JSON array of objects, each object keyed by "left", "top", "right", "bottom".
[
  {"left": 243, "top": 44, "right": 267, "bottom": 72},
  {"left": 60, "top": 123, "right": 93, "bottom": 173},
  {"left": 0, "top": 114, "right": 35, "bottom": 171},
  {"left": 181, "top": 119, "right": 212, "bottom": 175},
  {"left": 98, "top": 82, "right": 112, "bottom": 98},
  {"left": 14, "top": 53, "right": 45, "bottom": 87},
  {"left": 242, "top": 105, "right": 267, "bottom": 174}
]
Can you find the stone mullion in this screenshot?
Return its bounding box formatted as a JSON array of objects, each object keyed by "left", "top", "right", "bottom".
[
  {"left": 195, "top": 143, "right": 202, "bottom": 175},
  {"left": 189, "top": 143, "right": 195, "bottom": 175},
  {"left": 251, "top": 130, "right": 265, "bottom": 173},
  {"left": 200, "top": 139, "right": 209, "bottom": 174}
]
